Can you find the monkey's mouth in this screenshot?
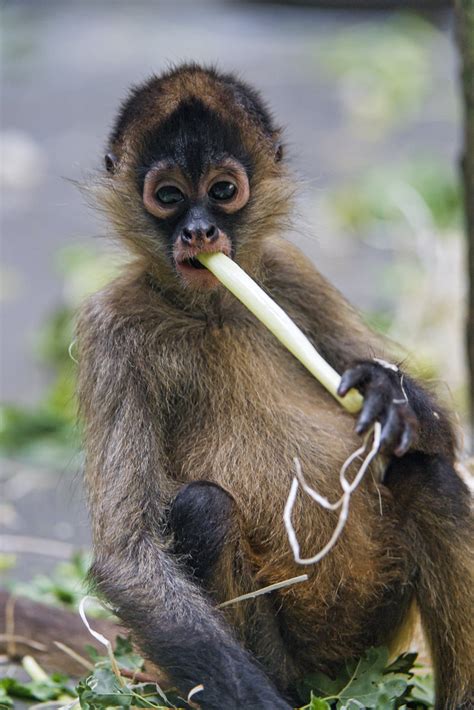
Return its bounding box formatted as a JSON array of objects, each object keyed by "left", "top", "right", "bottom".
[
  {"left": 180, "top": 257, "right": 207, "bottom": 270},
  {"left": 173, "top": 233, "right": 233, "bottom": 289},
  {"left": 174, "top": 253, "right": 225, "bottom": 289}
]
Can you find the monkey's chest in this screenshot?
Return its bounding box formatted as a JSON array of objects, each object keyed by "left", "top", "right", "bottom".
[
  {"left": 167, "top": 333, "right": 375, "bottom": 520},
  {"left": 165, "top": 333, "right": 396, "bottom": 618}
]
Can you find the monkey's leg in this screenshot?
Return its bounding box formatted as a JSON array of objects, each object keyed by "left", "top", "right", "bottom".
[
  {"left": 168, "top": 481, "right": 298, "bottom": 690},
  {"left": 385, "top": 454, "right": 474, "bottom": 710},
  {"left": 90, "top": 514, "right": 291, "bottom": 710},
  {"left": 79, "top": 339, "right": 292, "bottom": 709},
  {"left": 168, "top": 481, "right": 234, "bottom": 587}
]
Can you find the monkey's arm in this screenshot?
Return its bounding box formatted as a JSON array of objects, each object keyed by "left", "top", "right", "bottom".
[
  {"left": 76, "top": 295, "right": 291, "bottom": 710},
  {"left": 264, "top": 238, "right": 457, "bottom": 460}
]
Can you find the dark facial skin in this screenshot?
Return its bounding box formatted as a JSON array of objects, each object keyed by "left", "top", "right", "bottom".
[
  {"left": 133, "top": 98, "right": 254, "bottom": 289},
  {"left": 142, "top": 156, "right": 250, "bottom": 289}
]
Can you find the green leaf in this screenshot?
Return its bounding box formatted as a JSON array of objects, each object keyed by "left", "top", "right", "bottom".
[
  {"left": 77, "top": 668, "right": 133, "bottom": 709},
  {"left": 407, "top": 674, "right": 435, "bottom": 706},
  {"left": 302, "top": 658, "right": 357, "bottom": 698},
  {"left": 0, "top": 685, "right": 14, "bottom": 709},
  {"left": 85, "top": 643, "right": 102, "bottom": 662},
  {"left": 0, "top": 679, "right": 35, "bottom": 700},
  {"left": 0, "top": 676, "right": 73, "bottom": 702},
  {"left": 309, "top": 696, "right": 332, "bottom": 709},
  {"left": 337, "top": 649, "right": 409, "bottom": 707},
  {"left": 384, "top": 652, "right": 418, "bottom": 675},
  {"left": 114, "top": 635, "right": 145, "bottom": 671},
  {"left": 338, "top": 700, "right": 365, "bottom": 710},
  {"left": 76, "top": 667, "right": 175, "bottom": 709},
  {"left": 301, "top": 647, "right": 413, "bottom": 709}
]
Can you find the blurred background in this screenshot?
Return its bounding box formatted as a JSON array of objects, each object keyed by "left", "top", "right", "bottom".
[{"left": 0, "top": 0, "right": 467, "bottom": 611}]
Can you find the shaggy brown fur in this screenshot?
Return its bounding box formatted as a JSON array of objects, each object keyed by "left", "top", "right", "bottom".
[{"left": 77, "top": 64, "right": 474, "bottom": 709}]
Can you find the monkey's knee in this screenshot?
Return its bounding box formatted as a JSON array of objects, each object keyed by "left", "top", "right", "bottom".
[{"left": 168, "top": 481, "right": 235, "bottom": 583}]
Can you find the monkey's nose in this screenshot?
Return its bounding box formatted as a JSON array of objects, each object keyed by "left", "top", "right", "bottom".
[{"left": 181, "top": 224, "right": 218, "bottom": 245}]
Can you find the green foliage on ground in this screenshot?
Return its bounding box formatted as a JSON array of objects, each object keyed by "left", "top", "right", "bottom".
[
  {"left": 297, "top": 647, "right": 434, "bottom": 709},
  {"left": 0, "top": 555, "right": 436, "bottom": 707},
  {"left": 0, "top": 246, "right": 120, "bottom": 466},
  {"left": 0, "top": 638, "right": 434, "bottom": 710}
]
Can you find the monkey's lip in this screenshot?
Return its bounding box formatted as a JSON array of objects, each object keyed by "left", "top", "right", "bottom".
[
  {"left": 175, "top": 251, "right": 230, "bottom": 288},
  {"left": 178, "top": 256, "right": 208, "bottom": 270}
]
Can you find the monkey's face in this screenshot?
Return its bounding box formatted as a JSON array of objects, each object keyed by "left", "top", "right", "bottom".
[
  {"left": 101, "top": 70, "right": 291, "bottom": 293},
  {"left": 144, "top": 159, "right": 248, "bottom": 289},
  {"left": 134, "top": 100, "right": 261, "bottom": 290}
]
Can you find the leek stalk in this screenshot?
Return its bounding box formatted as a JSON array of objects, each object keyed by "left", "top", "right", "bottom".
[{"left": 197, "top": 252, "right": 363, "bottom": 413}]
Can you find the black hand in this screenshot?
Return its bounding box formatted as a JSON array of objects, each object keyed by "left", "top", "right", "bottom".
[{"left": 338, "top": 360, "right": 418, "bottom": 457}]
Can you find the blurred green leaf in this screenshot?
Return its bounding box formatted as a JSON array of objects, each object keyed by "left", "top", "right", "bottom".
[
  {"left": 408, "top": 675, "right": 435, "bottom": 706},
  {"left": 0, "top": 243, "right": 120, "bottom": 467},
  {"left": 113, "top": 636, "right": 145, "bottom": 672},
  {"left": 7, "top": 551, "right": 103, "bottom": 614},
  {"left": 329, "top": 160, "right": 461, "bottom": 234},
  {"left": 0, "top": 675, "right": 74, "bottom": 702},
  {"left": 317, "top": 14, "right": 440, "bottom": 131}
]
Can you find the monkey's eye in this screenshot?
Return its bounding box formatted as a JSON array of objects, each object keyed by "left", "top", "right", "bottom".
[
  {"left": 209, "top": 181, "right": 236, "bottom": 201},
  {"left": 155, "top": 185, "right": 185, "bottom": 205}
]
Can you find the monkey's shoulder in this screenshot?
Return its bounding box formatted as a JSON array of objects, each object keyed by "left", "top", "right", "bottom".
[
  {"left": 75, "top": 272, "right": 212, "bottom": 369},
  {"left": 78, "top": 269, "right": 171, "bottom": 326}
]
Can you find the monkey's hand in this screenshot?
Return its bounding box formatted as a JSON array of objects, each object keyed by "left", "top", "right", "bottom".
[{"left": 337, "top": 360, "right": 418, "bottom": 457}]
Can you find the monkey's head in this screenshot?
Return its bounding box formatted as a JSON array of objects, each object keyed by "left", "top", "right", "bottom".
[{"left": 98, "top": 64, "right": 291, "bottom": 292}]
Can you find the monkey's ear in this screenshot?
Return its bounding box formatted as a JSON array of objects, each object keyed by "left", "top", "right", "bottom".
[
  {"left": 271, "top": 130, "right": 284, "bottom": 163},
  {"left": 104, "top": 152, "right": 118, "bottom": 174}
]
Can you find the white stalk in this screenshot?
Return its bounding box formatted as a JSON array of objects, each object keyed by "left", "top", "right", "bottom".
[{"left": 197, "top": 252, "right": 363, "bottom": 413}]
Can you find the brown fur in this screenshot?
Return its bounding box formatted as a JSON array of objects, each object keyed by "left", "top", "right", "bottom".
[{"left": 77, "top": 65, "right": 474, "bottom": 709}]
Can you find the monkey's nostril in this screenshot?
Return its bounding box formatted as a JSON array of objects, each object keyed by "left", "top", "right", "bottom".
[
  {"left": 181, "top": 228, "right": 193, "bottom": 244},
  {"left": 206, "top": 225, "right": 218, "bottom": 242}
]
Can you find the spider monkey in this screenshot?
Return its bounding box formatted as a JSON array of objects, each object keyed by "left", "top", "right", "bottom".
[{"left": 77, "top": 64, "right": 473, "bottom": 709}]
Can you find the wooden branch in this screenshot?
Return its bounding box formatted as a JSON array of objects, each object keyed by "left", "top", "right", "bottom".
[
  {"left": 454, "top": 0, "right": 474, "bottom": 446},
  {"left": 0, "top": 591, "right": 122, "bottom": 675}
]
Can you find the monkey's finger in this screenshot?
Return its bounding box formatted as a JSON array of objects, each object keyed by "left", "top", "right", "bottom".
[
  {"left": 394, "top": 421, "right": 414, "bottom": 458},
  {"left": 355, "top": 390, "right": 387, "bottom": 435},
  {"left": 338, "top": 366, "right": 370, "bottom": 397},
  {"left": 379, "top": 406, "right": 403, "bottom": 452}
]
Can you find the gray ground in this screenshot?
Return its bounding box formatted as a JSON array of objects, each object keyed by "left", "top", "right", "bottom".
[{"left": 0, "top": 0, "right": 459, "bottom": 586}]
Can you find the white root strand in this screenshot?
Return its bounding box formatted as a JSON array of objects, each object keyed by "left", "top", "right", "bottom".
[
  {"left": 78, "top": 596, "right": 124, "bottom": 684},
  {"left": 284, "top": 423, "right": 382, "bottom": 566},
  {"left": 187, "top": 684, "right": 204, "bottom": 701},
  {"left": 218, "top": 573, "right": 309, "bottom": 609}
]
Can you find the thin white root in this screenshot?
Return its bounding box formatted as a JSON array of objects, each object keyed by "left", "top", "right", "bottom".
[
  {"left": 373, "top": 357, "right": 399, "bottom": 372},
  {"left": 284, "top": 423, "right": 382, "bottom": 566},
  {"left": 218, "top": 573, "right": 309, "bottom": 609},
  {"left": 393, "top": 373, "right": 409, "bottom": 405},
  {"left": 188, "top": 684, "right": 204, "bottom": 701},
  {"left": 78, "top": 596, "right": 124, "bottom": 685},
  {"left": 78, "top": 597, "right": 173, "bottom": 706}
]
